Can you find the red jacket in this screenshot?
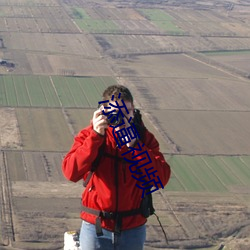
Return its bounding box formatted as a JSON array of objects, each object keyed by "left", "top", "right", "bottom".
[{"left": 62, "top": 124, "right": 171, "bottom": 231}]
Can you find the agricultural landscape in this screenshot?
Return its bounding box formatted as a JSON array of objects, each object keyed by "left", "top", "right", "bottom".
[{"left": 1, "top": 0, "right": 250, "bottom": 249}]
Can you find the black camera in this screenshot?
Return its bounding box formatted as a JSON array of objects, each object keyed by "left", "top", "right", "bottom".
[{"left": 107, "top": 111, "right": 124, "bottom": 126}]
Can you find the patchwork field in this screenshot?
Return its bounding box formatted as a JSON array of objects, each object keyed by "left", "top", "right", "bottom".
[
  {"left": 1, "top": 0, "right": 250, "bottom": 250},
  {"left": 0, "top": 75, "right": 115, "bottom": 107},
  {"left": 166, "top": 155, "right": 250, "bottom": 192},
  {"left": 1, "top": 3, "right": 250, "bottom": 76},
  {"left": 167, "top": 8, "right": 250, "bottom": 36},
  {"left": 112, "top": 53, "right": 250, "bottom": 112},
  {"left": 1, "top": 31, "right": 112, "bottom": 75}
]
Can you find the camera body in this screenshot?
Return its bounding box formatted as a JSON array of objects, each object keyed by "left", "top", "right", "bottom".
[{"left": 106, "top": 111, "right": 124, "bottom": 126}]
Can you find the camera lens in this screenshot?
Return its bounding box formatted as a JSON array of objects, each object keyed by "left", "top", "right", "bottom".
[{"left": 107, "top": 112, "right": 123, "bottom": 126}]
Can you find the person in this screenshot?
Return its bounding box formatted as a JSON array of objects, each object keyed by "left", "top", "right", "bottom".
[{"left": 62, "top": 85, "right": 171, "bottom": 250}]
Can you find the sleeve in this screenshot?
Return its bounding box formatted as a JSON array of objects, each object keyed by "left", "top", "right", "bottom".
[
  {"left": 62, "top": 127, "right": 105, "bottom": 182},
  {"left": 131, "top": 128, "right": 171, "bottom": 187}
]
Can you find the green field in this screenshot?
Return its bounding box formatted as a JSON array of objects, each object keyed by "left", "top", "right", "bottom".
[
  {"left": 1, "top": 74, "right": 250, "bottom": 194},
  {"left": 75, "top": 19, "right": 119, "bottom": 32},
  {"left": 138, "top": 9, "right": 173, "bottom": 21},
  {"left": 138, "top": 9, "right": 183, "bottom": 33},
  {"left": 0, "top": 75, "right": 115, "bottom": 108},
  {"left": 71, "top": 7, "right": 90, "bottom": 19},
  {"left": 202, "top": 50, "right": 250, "bottom": 56},
  {"left": 165, "top": 155, "right": 250, "bottom": 192},
  {"left": 70, "top": 7, "right": 119, "bottom": 32}
]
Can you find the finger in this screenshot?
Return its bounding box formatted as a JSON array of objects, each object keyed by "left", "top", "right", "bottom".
[
  {"left": 95, "top": 115, "right": 108, "bottom": 125},
  {"left": 93, "top": 109, "right": 103, "bottom": 119},
  {"left": 96, "top": 114, "right": 107, "bottom": 123},
  {"left": 123, "top": 116, "right": 130, "bottom": 127},
  {"left": 95, "top": 120, "right": 108, "bottom": 131}
]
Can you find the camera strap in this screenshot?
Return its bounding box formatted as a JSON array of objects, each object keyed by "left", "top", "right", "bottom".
[{"left": 83, "top": 140, "right": 106, "bottom": 187}]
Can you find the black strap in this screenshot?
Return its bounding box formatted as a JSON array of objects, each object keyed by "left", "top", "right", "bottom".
[
  {"left": 83, "top": 141, "right": 105, "bottom": 187},
  {"left": 83, "top": 171, "right": 93, "bottom": 188},
  {"left": 133, "top": 109, "right": 146, "bottom": 140},
  {"left": 114, "top": 147, "right": 120, "bottom": 235},
  {"left": 82, "top": 204, "right": 142, "bottom": 236},
  {"left": 95, "top": 217, "right": 103, "bottom": 237},
  {"left": 82, "top": 205, "right": 142, "bottom": 219}
]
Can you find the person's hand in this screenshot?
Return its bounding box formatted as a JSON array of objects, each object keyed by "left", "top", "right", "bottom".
[{"left": 92, "top": 106, "right": 108, "bottom": 136}]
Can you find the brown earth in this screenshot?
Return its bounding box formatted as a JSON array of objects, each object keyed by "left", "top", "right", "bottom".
[{"left": 0, "top": 108, "right": 21, "bottom": 150}]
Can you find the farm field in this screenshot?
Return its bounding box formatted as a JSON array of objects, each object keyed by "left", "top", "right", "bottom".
[
  {"left": 4, "top": 33, "right": 100, "bottom": 57},
  {"left": 149, "top": 110, "right": 250, "bottom": 155},
  {"left": 138, "top": 9, "right": 184, "bottom": 34},
  {"left": 0, "top": 108, "right": 21, "bottom": 149},
  {"left": 2, "top": 31, "right": 112, "bottom": 75},
  {"left": 203, "top": 50, "right": 250, "bottom": 73},
  {"left": 204, "top": 37, "right": 250, "bottom": 52},
  {"left": 93, "top": 33, "right": 250, "bottom": 56},
  {"left": 0, "top": 107, "right": 173, "bottom": 153},
  {"left": 67, "top": 7, "right": 164, "bottom": 34},
  {"left": 3, "top": 152, "right": 250, "bottom": 249},
  {"left": 0, "top": 75, "right": 115, "bottom": 107},
  {"left": 1, "top": 0, "right": 250, "bottom": 249},
  {"left": 3, "top": 51, "right": 113, "bottom": 76},
  {"left": 71, "top": 7, "right": 185, "bottom": 34},
  {"left": 112, "top": 53, "right": 250, "bottom": 112},
  {"left": 166, "top": 155, "right": 250, "bottom": 192},
  {"left": 167, "top": 8, "right": 250, "bottom": 36},
  {"left": 112, "top": 53, "right": 232, "bottom": 79},
  {"left": 16, "top": 108, "right": 73, "bottom": 151},
  {"left": 1, "top": 3, "right": 250, "bottom": 76}
]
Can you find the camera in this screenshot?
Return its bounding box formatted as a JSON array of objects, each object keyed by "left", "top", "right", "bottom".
[{"left": 106, "top": 111, "right": 124, "bottom": 126}]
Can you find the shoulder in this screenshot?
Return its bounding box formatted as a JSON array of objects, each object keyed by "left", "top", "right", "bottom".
[
  {"left": 74, "top": 124, "right": 97, "bottom": 142},
  {"left": 77, "top": 124, "right": 92, "bottom": 136},
  {"left": 76, "top": 124, "right": 107, "bottom": 143},
  {"left": 143, "top": 127, "right": 160, "bottom": 149}
]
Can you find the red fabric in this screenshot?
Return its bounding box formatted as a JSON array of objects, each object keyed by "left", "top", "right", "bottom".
[{"left": 62, "top": 125, "right": 171, "bottom": 231}]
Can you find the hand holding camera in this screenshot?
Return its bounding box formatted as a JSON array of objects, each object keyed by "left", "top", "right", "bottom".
[
  {"left": 93, "top": 105, "right": 136, "bottom": 148},
  {"left": 93, "top": 106, "right": 108, "bottom": 136}
]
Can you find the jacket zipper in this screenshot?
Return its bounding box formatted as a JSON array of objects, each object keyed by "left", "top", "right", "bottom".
[{"left": 115, "top": 148, "right": 119, "bottom": 213}]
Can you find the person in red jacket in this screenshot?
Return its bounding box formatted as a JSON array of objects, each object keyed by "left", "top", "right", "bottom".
[{"left": 62, "top": 85, "right": 171, "bottom": 250}]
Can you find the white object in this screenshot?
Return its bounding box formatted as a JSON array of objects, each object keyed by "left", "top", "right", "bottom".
[{"left": 64, "top": 231, "right": 80, "bottom": 250}]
